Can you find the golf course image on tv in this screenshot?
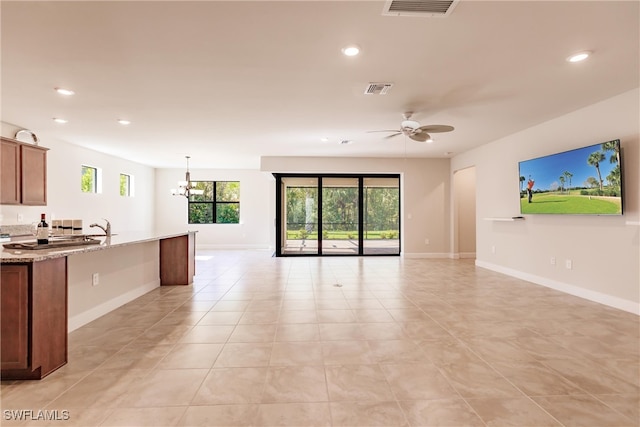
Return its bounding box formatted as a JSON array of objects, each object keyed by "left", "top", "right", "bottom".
[{"left": 519, "top": 139, "right": 623, "bottom": 215}]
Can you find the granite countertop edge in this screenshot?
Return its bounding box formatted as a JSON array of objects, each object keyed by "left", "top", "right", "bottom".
[{"left": 1, "top": 230, "right": 196, "bottom": 263}]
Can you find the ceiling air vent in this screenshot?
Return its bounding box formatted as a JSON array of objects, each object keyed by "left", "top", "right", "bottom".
[
  {"left": 382, "top": 0, "right": 459, "bottom": 17},
  {"left": 364, "top": 82, "right": 393, "bottom": 95}
]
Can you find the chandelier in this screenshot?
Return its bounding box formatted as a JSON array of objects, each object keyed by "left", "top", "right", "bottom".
[{"left": 171, "top": 156, "right": 204, "bottom": 198}]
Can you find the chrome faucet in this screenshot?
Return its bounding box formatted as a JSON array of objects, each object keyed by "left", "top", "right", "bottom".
[{"left": 89, "top": 219, "right": 111, "bottom": 236}]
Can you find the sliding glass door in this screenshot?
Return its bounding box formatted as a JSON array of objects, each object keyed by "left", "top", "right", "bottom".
[
  {"left": 322, "top": 177, "right": 359, "bottom": 255},
  {"left": 275, "top": 174, "right": 400, "bottom": 256},
  {"left": 281, "top": 177, "right": 318, "bottom": 255},
  {"left": 363, "top": 177, "right": 400, "bottom": 255}
]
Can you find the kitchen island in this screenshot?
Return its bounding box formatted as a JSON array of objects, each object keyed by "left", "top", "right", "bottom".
[{"left": 0, "top": 230, "right": 196, "bottom": 380}]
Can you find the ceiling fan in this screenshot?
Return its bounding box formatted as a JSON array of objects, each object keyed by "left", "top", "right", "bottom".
[{"left": 368, "top": 112, "right": 454, "bottom": 142}]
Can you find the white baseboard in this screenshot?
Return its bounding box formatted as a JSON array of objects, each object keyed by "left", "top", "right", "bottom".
[
  {"left": 196, "top": 244, "right": 272, "bottom": 250},
  {"left": 403, "top": 252, "right": 451, "bottom": 259},
  {"left": 451, "top": 252, "right": 476, "bottom": 260},
  {"left": 475, "top": 260, "right": 639, "bottom": 315},
  {"left": 68, "top": 280, "right": 160, "bottom": 332}
]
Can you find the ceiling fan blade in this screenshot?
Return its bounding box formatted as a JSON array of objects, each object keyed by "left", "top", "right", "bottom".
[
  {"left": 410, "top": 132, "right": 431, "bottom": 142},
  {"left": 418, "top": 125, "right": 454, "bottom": 133},
  {"left": 384, "top": 133, "right": 401, "bottom": 139},
  {"left": 366, "top": 130, "right": 402, "bottom": 133}
]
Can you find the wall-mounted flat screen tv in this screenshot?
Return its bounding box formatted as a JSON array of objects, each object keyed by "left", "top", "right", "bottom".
[{"left": 519, "top": 139, "right": 623, "bottom": 215}]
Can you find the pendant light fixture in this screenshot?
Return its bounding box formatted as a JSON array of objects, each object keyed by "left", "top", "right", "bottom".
[{"left": 171, "top": 156, "right": 204, "bottom": 198}]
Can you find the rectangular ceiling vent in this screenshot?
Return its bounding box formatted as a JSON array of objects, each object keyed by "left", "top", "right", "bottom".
[
  {"left": 364, "top": 82, "right": 393, "bottom": 95},
  {"left": 382, "top": 0, "right": 459, "bottom": 17}
]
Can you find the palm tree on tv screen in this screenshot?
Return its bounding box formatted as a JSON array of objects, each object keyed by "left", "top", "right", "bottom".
[
  {"left": 587, "top": 151, "right": 606, "bottom": 191},
  {"left": 563, "top": 171, "right": 573, "bottom": 192},
  {"left": 601, "top": 140, "right": 620, "bottom": 165},
  {"left": 559, "top": 175, "right": 565, "bottom": 193}
]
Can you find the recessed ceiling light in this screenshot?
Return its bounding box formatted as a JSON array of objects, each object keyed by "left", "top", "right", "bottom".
[
  {"left": 320, "top": 137, "right": 329, "bottom": 142},
  {"left": 118, "top": 119, "right": 131, "bottom": 125},
  {"left": 566, "top": 51, "right": 591, "bottom": 63},
  {"left": 55, "top": 87, "right": 75, "bottom": 96},
  {"left": 53, "top": 118, "right": 68, "bottom": 124},
  {"left": 341, "top": 45, "right": 360, "bottom": 57}
]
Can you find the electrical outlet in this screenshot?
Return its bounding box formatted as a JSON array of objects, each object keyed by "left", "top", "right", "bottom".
[
  {"left": 550, "top": 257, "right": 556, "bottom": 266},
  {"left": 491, "top": 245, "right": 496, "bottom": 254},
  {"left": 17, "top": 214, "right": 24, "bottom": 222},
  {"left": 424, "top": 238, "right": 430, "bottom": 245},
  {"left": 565, "top": 259, "right": 572, "bottom": 270},
  {"left": 92, "top": 273, "right": 99, "bottom": 286}
]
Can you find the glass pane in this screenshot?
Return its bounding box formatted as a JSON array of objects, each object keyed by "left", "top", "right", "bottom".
[
  {"left": 119, "top": 174, "right": 130, "bottom": 196},
  {"left": 81, "top": 166, "right": 96, "bottom": 193},
  {"left": 283, "top": 177, "right": 318, "bottom": 255},
  {"left": 189, "top": 181, "right": 213, "bottom": 202},
  {"left": 189, "top": 203, "right": 213, "bottom": 224},
  {"left": 322, "top": 177, "right": 359, "bottom": 254},
  {"left": 216, "top": 203, "right": 239, "bottom": 223},
  {"left": 363, "top": 177, "right": 400, "bottom": 254},
  {"left": 216, "top": 181, "right": 240, "bottom": 202}
]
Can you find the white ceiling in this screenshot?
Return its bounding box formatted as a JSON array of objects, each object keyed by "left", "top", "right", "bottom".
[{"left": 1, "top": 1, "right": 638, "bottom": 169}]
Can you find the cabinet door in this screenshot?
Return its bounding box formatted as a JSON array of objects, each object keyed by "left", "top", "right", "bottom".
[
  {"left": 1, "top": 139, "right": 20, "bottom": 205},
  {"left": 21, "top": 145, "right": 47, "bottom": 205},
  {"left": 0, "top": 265, "right": 29, "bottom": 370}
]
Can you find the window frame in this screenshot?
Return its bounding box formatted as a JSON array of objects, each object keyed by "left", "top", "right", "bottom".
[
  {"left": 120, "top": 173, "right": 133, "bottom": 197},
  {"left": 188, "top": 180, "right": 240, "bottom": 224},
  {"left": 81, "top": 165, "right": 101, "bottom": 193}
]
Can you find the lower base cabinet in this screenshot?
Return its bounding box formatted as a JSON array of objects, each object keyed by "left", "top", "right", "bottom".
[
  {"left": 1, "top": 257, "right": 67, "bottom": 379},
  {"left": 160, "top": 232, "right": 196, "bottom": 285}
]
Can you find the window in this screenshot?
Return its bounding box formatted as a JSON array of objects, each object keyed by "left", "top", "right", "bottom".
[
  {"left": 81, "top": 165, "right": 100, "bottom": 193},
  {"left": 120, "top": 173, "right": 133, "bottom": 197},
  {"left": 188, "top": 181, "right": 240, "bottom": 224}
]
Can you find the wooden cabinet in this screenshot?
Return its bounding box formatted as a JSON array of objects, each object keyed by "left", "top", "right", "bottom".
[
  {"left": 0, "top": 258, "right": 67, "bottom": 379},
  {"left": 0, "top": 266, "right": 29, "bottom": 370},
  {"left": 160, "top": 232, "right": 196, "bottom": 285},
  {"left": 1, "top": 137, "right": 48, "bottom": 205},
  {"left": 1, "top": 138, "right": 20, "bottom": 204}
]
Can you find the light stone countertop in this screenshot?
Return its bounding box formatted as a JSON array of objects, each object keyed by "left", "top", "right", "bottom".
[{"left": 1, "top": 230, "right": 196, "bottom": 263}]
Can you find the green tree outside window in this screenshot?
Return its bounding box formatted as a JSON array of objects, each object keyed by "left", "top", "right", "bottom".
[{"left": 188, "top": 181, "right": 240, "bottom": 224}]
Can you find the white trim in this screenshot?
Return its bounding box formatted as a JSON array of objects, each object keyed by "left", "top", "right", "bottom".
[
  {"left": 475, "top": 260, "right": 640, "bottom": 315},
  {"left": 626, "top": 221, "right": 640, "bottom": 226},
  {"left": 196, "top": 244, "right": 272, "bottom": 250},
  {"left": 403, "top": 252, "right": 451, "bottom": 259},
  {"left": 68, "top": 279, "right": 160, "bottom": 332},
  {"left": 451, "top": 252, "right": 475, "bottom": 259}
]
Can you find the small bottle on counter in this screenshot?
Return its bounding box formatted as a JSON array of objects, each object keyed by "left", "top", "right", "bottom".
[{"left": 36, "top": 213, "right": 49, "bottom": 245}]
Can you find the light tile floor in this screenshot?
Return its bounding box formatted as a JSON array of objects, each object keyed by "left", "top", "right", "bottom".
[{"left": 1, "top": 250, "right": 638, "bottom": 426}]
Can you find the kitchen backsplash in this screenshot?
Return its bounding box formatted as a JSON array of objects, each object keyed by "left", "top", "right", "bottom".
[{"left": 0, "top": 224, "right": 34, "bottom": 237}]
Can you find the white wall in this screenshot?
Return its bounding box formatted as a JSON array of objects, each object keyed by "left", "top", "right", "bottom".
[
  {"left": 260, "top": 157, "right": 451, "bottom": 257},
  {"left": 451, "top": 88, "right": 640, "bottom": 313},
  {"left": 155, "top": 168, "right": 274, "bottom": 249},
  {"left": 1, "top": 122, "right": 156, "bottom": 233},
  {"left": 67, "top": 241, "right": 160, "bottom": 331}
]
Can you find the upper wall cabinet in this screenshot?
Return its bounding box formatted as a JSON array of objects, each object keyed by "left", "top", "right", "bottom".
[{"left": 1, "top": 137, "right": 48, "bottom": 206}]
